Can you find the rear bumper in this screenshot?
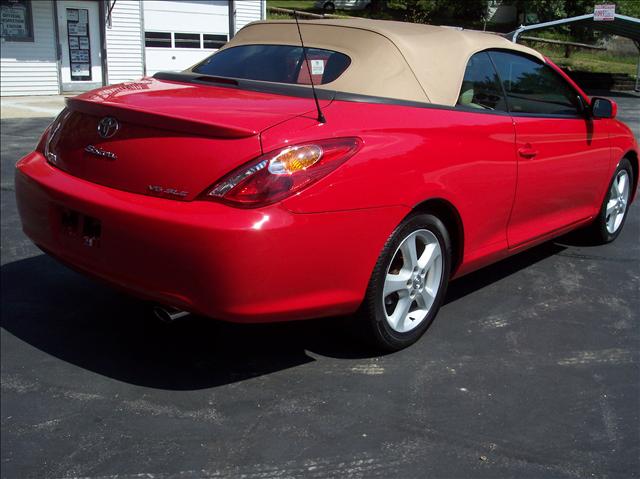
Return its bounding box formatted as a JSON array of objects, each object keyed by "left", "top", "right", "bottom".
[{"left": 15, "top": 152, "right": 408, "bottom": 322}]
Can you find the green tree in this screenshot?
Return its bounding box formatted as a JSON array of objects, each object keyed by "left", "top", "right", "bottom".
[
  {"left": 616, "top": 0, "right": 640, "bottom": 17},
  {"left": 386, "top": 0, "right": 488, "bottom": 25},
  {"left": 370, "top": 1, "right": 639, "bottom": 29},
  {"left": 515, "top": 0, "right": 640, "bottom": 23}
]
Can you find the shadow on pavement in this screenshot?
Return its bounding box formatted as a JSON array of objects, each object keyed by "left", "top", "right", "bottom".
[
  {"left": 1, "top": 239, "right": 567, "bottom": 390},
  {"left": 445, "top": 241, "right": 565, "bottom": 303},
  {"left": 1, "top": 254, "right": 359, "bottom": 390}
]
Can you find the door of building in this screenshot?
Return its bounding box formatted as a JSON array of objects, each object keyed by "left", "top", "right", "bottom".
[
  {"left": 56, "top": 0, "right": 103, "bottom": 92},
  {"left": 142, "top": 0, "right": 229, "bottom": 76}
]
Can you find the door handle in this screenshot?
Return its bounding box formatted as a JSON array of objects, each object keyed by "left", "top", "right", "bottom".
[{"left": 518, "top": 144, "right": 538, "bottom": 159}]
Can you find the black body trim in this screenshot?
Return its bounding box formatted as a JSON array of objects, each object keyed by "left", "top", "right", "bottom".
[
  {"left": 154, "top": 71, "right": 337, "bottom": 101},
  {"left": 152, "top": 71, "right": 582, "bottom": 120}
]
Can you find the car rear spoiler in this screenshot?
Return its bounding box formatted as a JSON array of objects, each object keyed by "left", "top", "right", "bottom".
[{"left": 65, "top": 97, "right": 257, "bottom": 139}]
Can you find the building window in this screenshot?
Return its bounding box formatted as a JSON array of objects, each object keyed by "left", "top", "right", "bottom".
[
  {"left": 144, "top": 32, "right": 228, "bottom": 50},
  {"left": 0, "top": 0, "right": 34, "bottom": 42},
  {"left": 203, "top": 34, "right": 227, "bottom": 50},
  {"left": 144, "top": 31, "right": 171, "bottom": 48},
  {"left": 174, "top": 32, "right": 200, "bottom": 49}
]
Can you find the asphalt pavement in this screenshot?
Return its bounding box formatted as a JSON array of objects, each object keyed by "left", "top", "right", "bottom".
[{"left": 1, "top": 93, "right": 639, "bottom": 479}]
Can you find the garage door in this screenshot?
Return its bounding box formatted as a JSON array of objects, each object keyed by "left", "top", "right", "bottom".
[{"left": 143, "top": 0, "right": 229, "bottom": 75}]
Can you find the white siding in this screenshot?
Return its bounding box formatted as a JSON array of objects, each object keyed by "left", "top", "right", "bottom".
[
  {"left": 234, "top": 0, "right": 264, "bottom": 33},
  {"left": 0, "top": 1, "right": 59, "bottom": 96},
  {"left": 105, "top": 0, "right": 144, "bottom": 84},
  {"left": 143, "top": 0, "right": 228, "bottom": 33}
]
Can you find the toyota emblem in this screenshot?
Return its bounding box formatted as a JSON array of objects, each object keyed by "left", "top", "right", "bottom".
[{"left": 97, "top": 117, "right": 119, "bottom": 139}]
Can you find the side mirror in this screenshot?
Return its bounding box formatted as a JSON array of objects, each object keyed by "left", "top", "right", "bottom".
[{"left": 590, "top": 97, "right": 617, "bottom": 119}]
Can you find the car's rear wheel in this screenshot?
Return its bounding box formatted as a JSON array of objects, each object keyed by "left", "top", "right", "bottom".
[
  {"left": 587, "top": 158, "right": 633, "bottom": 244},
  {"left": 359, "top": 213, "right": 451, "bottom": 351}
]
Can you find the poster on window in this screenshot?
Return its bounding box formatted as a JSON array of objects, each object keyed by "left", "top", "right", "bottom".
[
  {"left": 70, "top": 49, "right": 89, "bottom": 63},
  {"left": 71, "top": 63, "right": 91, "bottom": 77},
  {"left": 68, "top": 22, "right": 87, "bottom": 36},
  {"left": 67, "top": 9, "right": 79, "bottom": 22},
  {"left": 68, "top": 37, "right": 79, "bottom": 49},
  {"left": 0, "top": 0, "right": 33, "bottom": 41}
]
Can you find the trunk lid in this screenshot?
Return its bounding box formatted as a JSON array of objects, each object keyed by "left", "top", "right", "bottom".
[{"left": 49, "top": 77, "right": 328, "bottom": 201}]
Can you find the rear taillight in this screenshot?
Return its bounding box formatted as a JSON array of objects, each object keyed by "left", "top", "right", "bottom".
[
  {"left": 202, "top": 137, "right": 361, "bottom": 207},
  {"left": 38, "top": 108, "right": 69, "bottom": 165},
  {"left": 34, "top": 126, "right": 51, "bottom": 154}
]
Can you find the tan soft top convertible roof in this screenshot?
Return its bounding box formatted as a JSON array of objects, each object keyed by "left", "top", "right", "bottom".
[{"left": 211, "top": 19, "right": 544, "bottom": 106}]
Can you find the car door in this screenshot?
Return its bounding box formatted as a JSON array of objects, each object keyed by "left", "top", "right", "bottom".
[
  {"left": 450, "top": 51, "right": 517, "bottom": 263},
  {"left": 489, "top": 51, "right": 611, "bottom": 248}
]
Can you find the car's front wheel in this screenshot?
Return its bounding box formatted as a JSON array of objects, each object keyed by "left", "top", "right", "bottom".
[
  {"left": 587, "top": 158, "right": 634, "bottom": 244},
  {"left": 359, "top": 213, "right": 451, "bottom": 351}
]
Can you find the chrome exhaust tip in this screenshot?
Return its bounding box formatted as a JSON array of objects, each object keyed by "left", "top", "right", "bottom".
[{"left": 153, "top": 305, "right": 190, "bottom": 323}]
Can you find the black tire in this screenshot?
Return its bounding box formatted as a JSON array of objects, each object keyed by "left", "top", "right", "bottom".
[
  {"left": 358, "top": 213, "right": 452, "bottom": 352},
  {"left": 323, "top": 2, "right": 336, "bottom": 13},
  {"left": 585, "top": 158, "right": 634, "bottom": 244}
]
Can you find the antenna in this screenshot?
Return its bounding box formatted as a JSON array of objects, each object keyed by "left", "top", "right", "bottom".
[{"left": 293, "top": 11, "right": 326, "bottom": 124}]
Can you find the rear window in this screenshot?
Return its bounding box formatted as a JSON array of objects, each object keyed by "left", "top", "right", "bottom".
[{"left": 191, "top": 45, "right": 351, "bottom": 85}]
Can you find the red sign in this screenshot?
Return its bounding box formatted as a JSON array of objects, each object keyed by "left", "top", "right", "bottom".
[{"left": 594, "top": 4, "right": 615, "bottom": 21}]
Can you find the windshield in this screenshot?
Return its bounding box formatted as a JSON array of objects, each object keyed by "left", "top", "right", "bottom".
[{"left": 191, "top": 45, "right": 351, "bottom": 85}]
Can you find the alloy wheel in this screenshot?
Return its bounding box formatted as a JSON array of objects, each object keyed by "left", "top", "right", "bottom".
[
  {"left": 382, "top": 229, "right": 443, "bottom": 333},
  {"left": 606, "top": 170, "right": 630, "bottom": 234}
]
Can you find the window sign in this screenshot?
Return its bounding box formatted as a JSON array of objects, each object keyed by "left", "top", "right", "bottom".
[
  {"left": 68, "top": 22, "right": 87, "bottom": 36},
  {"left": 71, "top": 63, "right": 91, "bottom": 77},
  {"left": 66, "top": 8, "right": 78, "bottom": 21},
  {"left": 66, "top": 8, "right": 91, "bottom": 81},
  {"left": 70, "top": 49, "right": 89, "bottom": 63},
  {"left": 0, "top": 0, "right": 34, "bottom": 42}
]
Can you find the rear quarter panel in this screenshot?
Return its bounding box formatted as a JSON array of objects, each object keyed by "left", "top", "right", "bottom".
[{"left": 263, "top": 100, "right": 519, "bottom": 273}]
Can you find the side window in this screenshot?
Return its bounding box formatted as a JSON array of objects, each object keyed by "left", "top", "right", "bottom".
[
  {"left": 489, "top": 51, "right": 581, "bottom": 116},
  {"left": 456, "top": 52, "right": 506, "bottom": 111}
]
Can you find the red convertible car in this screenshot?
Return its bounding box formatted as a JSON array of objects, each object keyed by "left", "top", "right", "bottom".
[{"left": 16, "top": 20, "right": 638, "bottom": 351}]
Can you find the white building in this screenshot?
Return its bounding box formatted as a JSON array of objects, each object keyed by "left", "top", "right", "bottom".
[{"left": 0, "top": 0, "right": 266, "bottom": 96}]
